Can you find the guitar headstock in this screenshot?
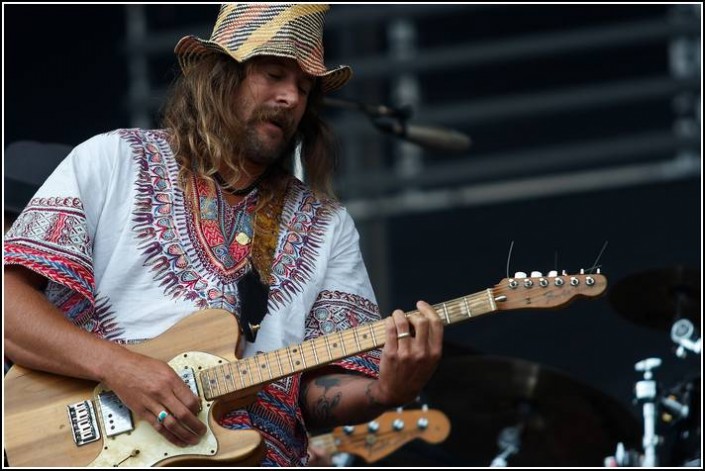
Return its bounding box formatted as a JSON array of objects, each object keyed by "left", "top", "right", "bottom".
[
  {"left": 492, "top": 271, "right": 607, "bottom": 311},
  {"left": 331, "top": 408, "right": 450, "bottom": 462}
]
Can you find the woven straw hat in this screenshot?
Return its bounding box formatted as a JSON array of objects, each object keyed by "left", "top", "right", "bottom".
[{"left": 175, "top": 4, "right": 352, "bottom": 94}]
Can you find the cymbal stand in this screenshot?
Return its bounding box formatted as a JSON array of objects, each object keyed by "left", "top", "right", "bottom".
[
  {"left": 634, "top": 358, "right": 663, "bottom": 467},
  {"left": 670, "top": 318, "right": 701, "bottom": 358},
  {"left": 490, "top": 424, "right": 522, "bottom": 467}
]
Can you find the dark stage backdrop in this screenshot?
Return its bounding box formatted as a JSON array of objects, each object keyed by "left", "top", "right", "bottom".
[{"left": 4, "top": 4, "right": 702, "bottom": 468}]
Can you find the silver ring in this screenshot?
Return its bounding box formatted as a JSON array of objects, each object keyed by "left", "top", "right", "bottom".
[
  {"left": 397, "top": 332, "right": 411, "bottom": 339},
  {"left": 157, "top": 410, "right": 169, "bottom": 424}
]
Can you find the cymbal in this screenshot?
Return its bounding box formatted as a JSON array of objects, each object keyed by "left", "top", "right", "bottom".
[
  {"left": 401, "top": 355, "right": 641, "bottom": 467},
  {"left": 609, "top": 267, "right": 700, "bottom": 332}
]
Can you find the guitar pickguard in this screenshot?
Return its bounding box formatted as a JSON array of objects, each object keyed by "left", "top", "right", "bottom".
[{"left": 89, "top": 351, "right": 221, "bottom": 467}]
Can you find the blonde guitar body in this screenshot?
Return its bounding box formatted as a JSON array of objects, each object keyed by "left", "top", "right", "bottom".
[{"left": 4, "top": 309, "right": 265, "bottom": 467}]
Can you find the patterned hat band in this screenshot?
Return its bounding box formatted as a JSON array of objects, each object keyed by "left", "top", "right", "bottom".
[{"left": 174, "top": 3, "right": 352, "bottom": 94}]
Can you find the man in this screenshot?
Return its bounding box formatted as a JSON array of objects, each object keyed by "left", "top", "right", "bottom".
[{"left": 4, "top": 4, "right": 443, "bottom": 466}]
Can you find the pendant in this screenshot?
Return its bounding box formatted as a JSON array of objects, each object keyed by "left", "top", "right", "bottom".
[{"left": 236, "top": 231, "right": 251, "bottom": 246}]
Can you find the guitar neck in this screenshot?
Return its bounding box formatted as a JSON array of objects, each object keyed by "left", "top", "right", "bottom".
[{"left": 200, "top": 289, "right": 496, "bottom": 400}]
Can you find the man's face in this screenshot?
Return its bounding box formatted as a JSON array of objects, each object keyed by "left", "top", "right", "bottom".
[{"left": 233, "top": 57, "right": 314, "bottom": 166}]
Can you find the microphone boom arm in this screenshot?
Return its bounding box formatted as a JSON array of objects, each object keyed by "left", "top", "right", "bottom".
[{"left": 324, "top": 97, "right": 471, "bottom": 153}]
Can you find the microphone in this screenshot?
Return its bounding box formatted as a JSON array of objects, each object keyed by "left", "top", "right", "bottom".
[
  {"left": 373, "top": 117, "right": 472, "bottom": 153},
  {"left": 323, "top": 97, "right": 472, "bottom": 153}
]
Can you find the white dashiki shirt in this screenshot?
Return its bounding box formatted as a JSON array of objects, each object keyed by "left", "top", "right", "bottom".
[{"left": 4, "top": 128, "right": 382, "bottom": 466}]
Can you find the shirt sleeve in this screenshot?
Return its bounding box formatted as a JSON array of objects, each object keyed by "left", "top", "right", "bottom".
[
  {"left": 303, "top": 208, "right": 381, "bottom": 378},
  {"left": 4, "top": 132, "right": 119, "bottom": 305}
]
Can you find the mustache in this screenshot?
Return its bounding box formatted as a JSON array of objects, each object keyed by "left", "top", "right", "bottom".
[{"left": 250, "top": 106, "right": 296, "bottom": 137}]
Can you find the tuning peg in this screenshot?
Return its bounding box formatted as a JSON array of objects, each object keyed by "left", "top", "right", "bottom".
[
  {"left": 548, "top": 270, "right": 558, "bottom": 277},
  {"left": 368, "top": 421, "right": 380, "bottom": 433},
  {"left": 530, "top": 271, "right": 543, "bottom": 278},
  {"left": 514, "top": 271, "right": 527, "bottom": 279}
]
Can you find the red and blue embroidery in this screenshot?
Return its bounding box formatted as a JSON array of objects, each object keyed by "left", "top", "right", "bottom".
[
  {"left": 306, "top": 290, "right": 382, "bottom": 376},
  {"left": 124, "top": 129, "right": 338, "bottom": 318},
  {"left": 4, "top": 197, "right": 94, "bottom": 301},
  {"left": 270, "top": 180, "right": 337, "bottom": 310}
]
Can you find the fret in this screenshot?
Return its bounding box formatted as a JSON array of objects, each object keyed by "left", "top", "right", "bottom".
[
  {"left": 253, "top": 356, "right": 264, "bottom": 384},
  {"left": 286, "top": 346, "right": 296, "bottom": 373},
  {"left": 299, "top": 344, "right": 307, "bottom": 369},
  {"left": 352, "top": 327, "right": 362, "bottom": 352},
  {"left": 225, "top": 363, "right": 237, "bottom": 392},
  {"left": 219, "top": 365, "right": 230, "bottom": 395},
  {"left": 327, "top": 334, "right": 342, "bottom": 358},
  {"left": 486, "top": 289, "right": 497, "bottom": 312},
  {"left": 274, "top": 348, "right": 285, "bottom": 377},
  {"left": 289, "top": 345, "right": 304, "bottom": 372},
  {"left": 261, "top": 352, "right": 274, "bottom": 382},
  {"left": 210, "top": 369, "right": 221, "bottom": 397},
  {"left": 442, "top": 302, "right": 450, "bottom": 324},
  {"left": 463, "top": 296, "right": 472, "bottom": 317},
  {"left": 219, "top": 365, "right": 230, "bottom": 394},
  {"left": 337, "top": 331, "right": 347, "bottom": 356},
  {"left": 238, "top": 360, "right": 252, "bottom": 388},
  {"left": 369, "top": 323, "right": 378, "bottom": 346},
  {"left": 310, "top": 339, "right": 320, "bottom": 366},
  {"left": 322, "top": 334, "right": 333, "bottom": 361}
]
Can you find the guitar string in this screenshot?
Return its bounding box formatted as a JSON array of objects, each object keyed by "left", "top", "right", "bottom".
[
  {"left": 203, "top": 292, "right": 493, "bottom": 394},
  {"left": 204, "top": 277, "right": 602, "bottom": 394}
]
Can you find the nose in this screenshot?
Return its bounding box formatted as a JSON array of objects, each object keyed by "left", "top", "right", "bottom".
[{"left": 275, "top": 79, "right": 301, "bottom": 109}]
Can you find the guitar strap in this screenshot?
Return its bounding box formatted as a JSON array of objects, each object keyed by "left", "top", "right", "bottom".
[{"left": 239, "top": 173, "right": 287, "bottom": 342}]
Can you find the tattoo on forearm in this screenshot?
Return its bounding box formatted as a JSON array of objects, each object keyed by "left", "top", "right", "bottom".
[
  {"left": 309, "top": 377, "right": 344, "bottom": 424},
  {"left": 365, "top": 380, "right": 385, "bottom": 408},
  {"left": 315, "top": 375, "right": 341, "bottom": 392},
  {"left": 312, "top": 391, "right": 342, "bottom": 424}
]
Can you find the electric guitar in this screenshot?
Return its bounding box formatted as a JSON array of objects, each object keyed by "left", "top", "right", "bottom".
[
  {"left": 309, "top": 408, "right": 451, "bottom": 463},
  {"left": 4, "top": 272, "right": 606, "bottom": 467}
]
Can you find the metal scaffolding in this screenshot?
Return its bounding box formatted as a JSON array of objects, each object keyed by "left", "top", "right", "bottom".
[{"left": 122, "top": 5, "right": 701, "bottom": 310}]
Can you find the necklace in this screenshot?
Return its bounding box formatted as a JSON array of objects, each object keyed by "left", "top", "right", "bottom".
[{"left": 214, "top": 170, "right": 267, "bottom": 196}]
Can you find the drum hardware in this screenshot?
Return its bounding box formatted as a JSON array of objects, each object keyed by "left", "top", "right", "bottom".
[
  {"left": 490, "top": 424, "right": 522, "bottom": 467},
  {"left": 634, "top": 358, "right": 663, "bottom": 467},
  {"left": 605, "top": 357, "right": 666, "bottom": 467},
  {"left": 670, "top": 318, "right": 701, "bottom": 358}
]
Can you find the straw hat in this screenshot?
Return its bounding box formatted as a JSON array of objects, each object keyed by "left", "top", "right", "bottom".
[{"left": 174, "top": 3, "right": 352, "bottom": 93}]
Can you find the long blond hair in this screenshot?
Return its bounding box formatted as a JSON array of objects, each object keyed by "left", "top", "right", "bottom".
[{"left": 160, "top": 54, "right": 338, "bottom": 201}]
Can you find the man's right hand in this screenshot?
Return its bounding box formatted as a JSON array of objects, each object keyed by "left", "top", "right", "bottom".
[
  {"left": 102, "top": 350, "right": 207, "bottom": 446},
  {"left": 4, "top": 266, "right": 207, "bottom": 448}
]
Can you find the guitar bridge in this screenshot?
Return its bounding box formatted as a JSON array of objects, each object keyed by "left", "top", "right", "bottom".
[{"left": 67, "top": 400, "right": 101, "bottom": 446}]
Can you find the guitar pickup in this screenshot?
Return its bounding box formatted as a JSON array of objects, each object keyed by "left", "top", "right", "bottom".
[
  {"left": 97, "top": 391, "right": 134, "bottom": 437},
  {"left": 180, "top": 366, "right": 199, "bottom": 397},
  {"left": 67, "top": 400, "right": 101, "bottom": 446}
]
